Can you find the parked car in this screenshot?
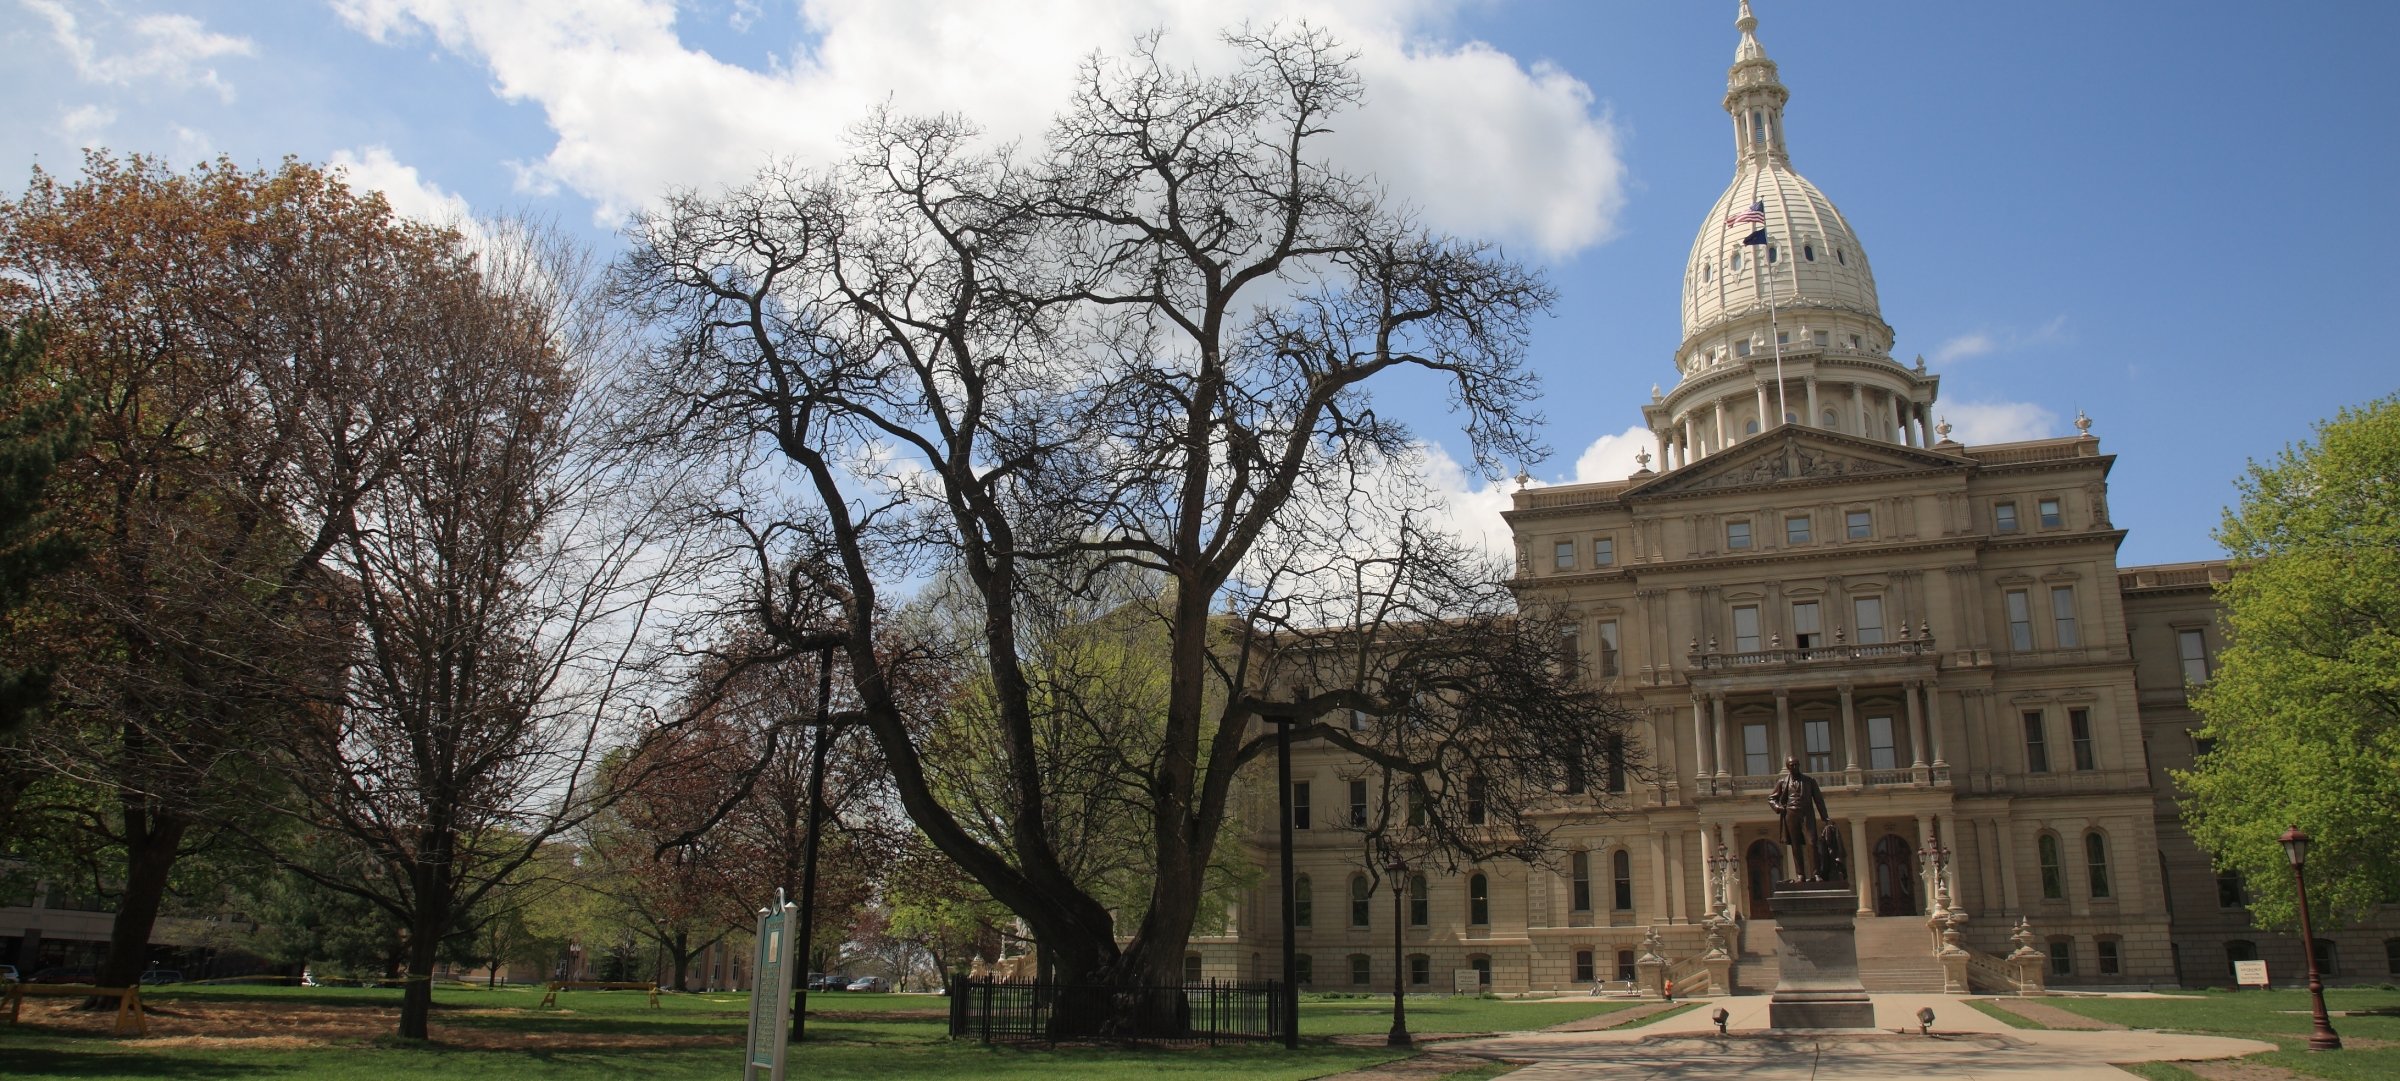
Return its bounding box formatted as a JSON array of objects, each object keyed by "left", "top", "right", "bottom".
[
  {"left": 817, "top": 974, "right": 852, "bottom": 991},
  {"left": 804, "top": 971, "right": 828, "bottom": 991},
  {"left": 844, "top": 976, "right": 887, "bottom": 993},
  {"left": 30, "top": 967, "right": 94, "bottom": 984},
  {"left": 140, "top": 969, "right": 185, "bottom": 985},
  {"left": 0, "top": 964, "right": 19, "bottom": 984}
]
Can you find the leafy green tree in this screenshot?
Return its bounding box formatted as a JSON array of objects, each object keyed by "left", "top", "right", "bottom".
[
  {"left": 0, "top": 321, "right": 83, "bottom": 738},
  {"left": 2179, "top": 395, "right": 2400, "bottom": 927}
]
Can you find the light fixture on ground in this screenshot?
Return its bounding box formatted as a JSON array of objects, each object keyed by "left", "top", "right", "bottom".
[
  {"left": 2279, "top": 826, "right": 2343, "bottom": 1052},
  {"left": 1916, "top": 1006, "right": 1935, "bottom": 1035},
  {"left": 1711, "top": 1006, "right": 1729, "bottom": 1034}
]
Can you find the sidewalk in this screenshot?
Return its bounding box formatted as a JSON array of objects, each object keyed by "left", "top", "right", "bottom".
[{"left": 1439, "top": 994, "right": 2273, "bottom": 1079}]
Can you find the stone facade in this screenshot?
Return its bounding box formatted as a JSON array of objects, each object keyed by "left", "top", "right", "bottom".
[{"left": 1190, "top": 3, "right": 2400, "bottom": 994}]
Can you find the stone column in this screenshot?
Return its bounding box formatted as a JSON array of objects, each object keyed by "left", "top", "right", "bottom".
[
  {"left": 1996, "top": 817, "right": 2022, "bottom": 915},
  {"left": 1712, "top": 693, "right": 1731, "bottom": 779},
  {"left": 1713, "top": 398, "right": 1728, "bottom": 452},
  {"left": 1692, "top": 697, "right": 1713, "bottom": 778},
  {"left": 1850, "top": 816, "right": 1875, "bottom": 916},
  {"left": 1772, "top": 690, "right": 1791, "bottom": 771},
  {"left": 1926, "top": 682, "right": 1948, "bottom": 768},
  {"left": 1839, "top": 683, "right": 1861, "bottom": 774},
  {"left": 1805, "top": 376, "right": 1820, "bottom": 426},
  {"left": 1667, "top": 830, "right": 1689, "bottom": 922},
  {"left": 1755, "top": 383, "right": 1770, "bottom": 431},
  {"left": 1852, "top": 385, "right": 1868, "bottom": 439},
  {"left": 1906, "top": 680, "right": 1929, "bottom": 770},
  {"left": 1650, "top": 834, "right": 1671, "bottom": 920}
]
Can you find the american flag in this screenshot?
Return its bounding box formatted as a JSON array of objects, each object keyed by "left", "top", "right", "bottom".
[{"left": 1725, "top": 200, "right": 1767, "bottom": 228}]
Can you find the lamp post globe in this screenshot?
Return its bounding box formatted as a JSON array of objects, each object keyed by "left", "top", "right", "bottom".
[{"left": 2279, "top": 826, "right": 2342, "bottom": 1052}]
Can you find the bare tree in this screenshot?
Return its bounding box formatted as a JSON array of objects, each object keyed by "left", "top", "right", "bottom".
[
  {"left": 614, "top": 28, "right": 1629, "bottom": 1031},
  {"left": 269, "top": 219, "right": 691, "bottom": 1039}
]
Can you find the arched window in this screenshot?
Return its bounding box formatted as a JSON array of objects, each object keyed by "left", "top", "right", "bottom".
[
  {"left": 1703, "top": 262, "right": 1713, "bottom": 283},
  {"left": 1732, "top": 250, "right": 1744, "bottom": 271},
  {"left": 1469, "top": 954, "right": 1492, "bottom": 987},
  {"left": 1751, "top": 109, "right": 1765, "bottom": 143},
  {"left": 2084, "top": 832, "right": 2113, "bottom": 899},
  {"left": 2225, "top": 939, "right": 2257, "bottom": 980},
  {"left": 1570, "top": 851, "right": 1592, "bottom": 913},
  {"left": 1350, "top": 875, "right": 1372, "bottom": 927},
  {"left": 1745, "top": 419, "right": 1761, "bottom": 435},
  {"left": 1349, "top": 953, "right": 1371, "bottom": 985},
  {"left": 2382, "top": 938, "right": 2400, "bottom": 977},
  {"left": 1822, "top": 408, "right": 1841, "bottom": 429},
  {"left": 1408, "top": 954, "right": 1431, "bottom": 986},
  {"left": 1293, "top": 874, "right": 1313, "bottom": 928},
  {"left": 1615, "top": 949, "right": 1637, "bottom": 982},
  {"left": 1296, "top": 953, "right": 1314, "bottom": 986},
  {"left": 1409, "top": 873, "right": 1429, "bottom": 926},
  {"left": 1573, "top": 949, "right": 1595, "bottom": 984},
  {"left": 2047, "top": 937, "right": 2073, "bottom": 977},
  {"left": 1803, "top": 244, "right": 1815, "bottom": 261},
  {"left": 1468, "top": 873, "right": 1491, "bottom": 925},
  {"left": 1767, "top": 245, "right": 1779, "bottom": 264},
  {"left": 2038, "top": 834, "right": 2064, "bottom": 899},
  {"left": 1612, "top": 849, "right": 1635, "bottom": 911},
  {"left": 1184, "top": 953, "right": 1204, "bottom": 982}
]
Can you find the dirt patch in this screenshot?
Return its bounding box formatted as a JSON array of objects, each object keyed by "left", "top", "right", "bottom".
[
  {"left": 2179, "top": 1060, "right": 2302, "bottom": 1081},
  {"left": 807, "top": 1008, "right": 947, "bottom": 1021},
  {"left": 9, "top": 996, "right": 738, "bottom": 1052},
  {"left": 1989, "top": 999, "right": 2126, "bottom": 1030},
  {"left": 1311, "top": 1051, "right": 1507, "bottom": 1081}
]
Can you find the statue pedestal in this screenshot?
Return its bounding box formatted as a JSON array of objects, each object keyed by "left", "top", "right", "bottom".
[{"left": 1766, "top": 883, "right": 1876, "bottom": 1030}]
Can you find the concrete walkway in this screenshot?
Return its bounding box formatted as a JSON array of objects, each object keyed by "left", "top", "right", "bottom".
[{"left": 1440, "top": 994, "right": 2274, "bottom": 1079}]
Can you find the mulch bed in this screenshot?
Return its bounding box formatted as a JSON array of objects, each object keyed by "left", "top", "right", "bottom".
[
  {"left": 8, "top": 997, "right": 739, "bottom": 1051},
  {"left": 1984, "top": 999, "right": 2127, "bottom": 1030},
  {"left": 1310, "top": 1051, "right": 1509, "bottom": 1081}
]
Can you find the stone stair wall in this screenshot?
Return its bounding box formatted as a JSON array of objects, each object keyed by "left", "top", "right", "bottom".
[{"left": 1853, "top": 915, "right": 1946, "bottom": 993}]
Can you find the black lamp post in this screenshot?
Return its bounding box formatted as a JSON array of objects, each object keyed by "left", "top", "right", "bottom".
[
  {"left": 1385, "top": 855, "right": 1412, "bottom": 1047},
  {"left": 1271, "top": 707, "right": 1299, "bottom": 1050},
  {"left": 790, "top": 646, "right": 836, "bottom": 1042},
  {"left": 2278, "top": 826, "right": 2342, "bottom": 1052}
]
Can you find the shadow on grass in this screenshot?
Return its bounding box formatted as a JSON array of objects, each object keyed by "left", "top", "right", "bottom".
[{"left": 0, "top": 1046, "right": 301, "bottom": 1079}]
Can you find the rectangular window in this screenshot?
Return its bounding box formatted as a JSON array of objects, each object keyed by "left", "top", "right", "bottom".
[
  {"left": 1846, "top": 509, "right": 1873, "bottom": 540},
  {"left": 1804, "top": 719, "right": 1833, "bottom": 774},
  {"left": 2217, "top": 871, "right": 2245, "bottom": 909},
  {"left": 2049, "top": 939, "right": 2073, "bottom": 977},
  {"left": 1571, "top": 851, "right": 1592, "bottom": 912},
  {"left": 1465, "top": 777, "right": 1487, "bottom": 825},
  {"left": 1995, "top": 502, "right": 2019, "bottom": 533},
  {"left": 1553, "top": 540, "right": 1575, "bottom": 570},
  {"left": 2086, "top": 833, "right": 2112, "bottom": 899},
  {"left": 1854, "top": 596, "right": 1886, "bottom": 644},
  {"left": 2098, "top": 940, "right": 2120, "bottom": 976},
  {"left": 1735, "top": 340, "right": 1753, "bottom": 358},
  {"left": 1785, "top": 515, "right": 1812, "bottom": 545},
  {"left": 1813, "top": 330, "right": 1830, "bottom": 347},
  {"left": 1574, "top": 950, "right": 1595, "bottom": 984},
  {"left": 1593, "top": 536, "right": 1615, "bottom": 567},
  {"left": 2070, "top": 709, "right": 2096, "bottom": 771},
  {"left": 1296, "top": 954, "right": 1314, "bottom": 986},
  {"left": 2023, "top": 712, "right": 2050, "bottom": 773},
  {"left": 1292, "top": 781, "right": 1310, "bottom": 830},
  {"left": 1469, "top": 876, "right": 1489, "bottom": 925},
  {"left": 1868, "top": 716, "right": 1897, "bottom": 770},
  {"left": 1743, "top": 723, "right": 1771, "bottom": 776},
  {"left": 1733, "top": 605, "right": 1762, "bottom": 652},
  {"left": 2314, "top": 939, "right": 2339, "bottom": 978},
  {"left": 1596, "top": 620, "right": 1621, "bottom": 678},
  {"left": 1409, "top": 955, "right": 1430, "bottom": 986},
  {"left": 1792, "top": 600, "right": 1822, "bottom": 649},
  {"left": 2006, "top": 590, "right": 2034, "bottom": 651},
  {"left": 1349, "top": 779, "right": 1369, "bottom": 828},
  {"left": 2051, "top": 586, "right": 2079, "bottom": 647},
  {"left": 2039, "top": 497, "right": 2063, "bottom": 528},
  {"left": 1351, "top": 954, "right": 1372, "bottom": 986},
  {"left": 1409, "top": 875, "right": 1428, "bottom": 927},
  {"left": 2179, "top": 629, "right": 2210, "bottom": 684},
  {"left": 1612, "top": 850, "right": 1635, "bottom": 911},
  {"left": 1726, "top": 520, "right": 1752, "bottom": 550},
  {"left": 1351, "top": 877, "right": 1371, "bottom": 927}
]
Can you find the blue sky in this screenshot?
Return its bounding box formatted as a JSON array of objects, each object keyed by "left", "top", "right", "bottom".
[{"left": 5, "top": 1, "right": 2393, "bottom": 566}]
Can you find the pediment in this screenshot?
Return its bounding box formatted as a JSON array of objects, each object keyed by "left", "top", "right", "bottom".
[{"left": 1624, "top": 428, "right": 1965, "bottom": 499}]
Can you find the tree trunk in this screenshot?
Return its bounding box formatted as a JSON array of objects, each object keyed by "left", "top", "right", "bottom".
[
  {"left": 668, "top": 929, "right": 690, "bottom": 992},
  {"left": 399, "top": 903, "right": 445, "bottom": 1040},
  {"left": 95, "top": 803, "right": 187, "bottom": 989}
]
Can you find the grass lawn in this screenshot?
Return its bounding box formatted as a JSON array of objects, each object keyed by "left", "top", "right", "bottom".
[
  {"left": 1984, "top": 987, "right": 2400, "bottom": 1081},
  {"left": 0, "top": 983, "right": 1622, "bottom": 1080}
]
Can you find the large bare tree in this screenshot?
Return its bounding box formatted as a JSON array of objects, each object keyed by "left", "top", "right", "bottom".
[{"left": 614, "top": 28, "right": 1632, "bottom": 1029}]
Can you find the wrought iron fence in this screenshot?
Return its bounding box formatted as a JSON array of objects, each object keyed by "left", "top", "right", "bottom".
[{"left": 946, "top": 977, "right": 1285, "bottom": 1045}]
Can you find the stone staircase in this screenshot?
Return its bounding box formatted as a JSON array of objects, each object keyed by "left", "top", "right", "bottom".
[
  {"left": 1726, "top": 914, "right": 1949, "bottom": 994},
  {"left": 1731, "top": 919, "right": 1779, "bottom": 993},
  {"left": 1854, "top": 915, "right": 1947, "bottom": 992}
]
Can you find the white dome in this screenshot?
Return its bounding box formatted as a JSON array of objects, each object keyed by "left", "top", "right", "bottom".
[{"left": 1680, "top": 165, "right": 1881, "bottom": 346}]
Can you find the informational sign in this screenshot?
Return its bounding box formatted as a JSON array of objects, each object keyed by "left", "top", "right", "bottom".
[
  {"left": 745, "top": 890, "right": 799, "bottom": 1081},
  {"left": 2234, "top": 960, "right": 2269, "bottom": 988},
  {"left": 1453, "top": 968, "right": 1481, "bottom": 994}
]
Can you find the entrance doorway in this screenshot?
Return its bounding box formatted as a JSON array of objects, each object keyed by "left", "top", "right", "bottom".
[
  {"left": 1872, "top": 834, "right": 1918, "bottom": 916},
  {"left": 1745, "top": 839, "right": 1782, "bottom": 917}
]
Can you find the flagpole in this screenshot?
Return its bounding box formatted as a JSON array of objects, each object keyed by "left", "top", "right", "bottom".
[{"left": 1766, "top": 235, "right": 1787, "bottom": 428}]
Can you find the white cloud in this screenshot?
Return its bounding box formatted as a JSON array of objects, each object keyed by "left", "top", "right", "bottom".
[
  {"left": 22, "top": 0, "right": 256, "bottom": 102},
  {"left": 1415, "top": 441, "right": 1517, "bottom": 559},
  {"left": 1568, "top": 423, "right": 1657, "bottom": 483},
  {"left": 1938, "top": 400, "right": 2059, "bottom": 444},
  {"left": 329, "top": 0, "right": 1625, "bottom": 252},
  {"left": 1930, "top": 314, "right": 2068, "bottom": 368},
  {"left": 55, "top": 102, "right": 115, "bottom": 144},
  {"left": 329, "top": 144, "right": 475, "bottom": 225}
]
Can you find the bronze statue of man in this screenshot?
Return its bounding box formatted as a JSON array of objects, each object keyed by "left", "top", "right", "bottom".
[{"left": 1767, "top": 756, "right": 1833, "bottom": 882}]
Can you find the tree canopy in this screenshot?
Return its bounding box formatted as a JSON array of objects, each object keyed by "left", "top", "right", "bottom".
[{"left": 2179, "top": 394, "right": 2400, "bottom": 927}]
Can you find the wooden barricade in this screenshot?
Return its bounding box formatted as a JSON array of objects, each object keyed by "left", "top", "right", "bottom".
[
  {"left": 4, "top": 983, "right": 148, "bottom": 1036},
  {"left": 538, "top": 981, "right": 661, "bottom": 1008}
]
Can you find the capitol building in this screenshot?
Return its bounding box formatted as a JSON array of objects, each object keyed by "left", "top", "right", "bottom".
[{"left": 1204, "top": 2, "right": 2400, "bottom": 994}]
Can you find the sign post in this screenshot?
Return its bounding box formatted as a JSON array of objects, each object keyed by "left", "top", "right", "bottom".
[{"left": 745, "top": 890, "right": 799, "bottom": 1081}]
